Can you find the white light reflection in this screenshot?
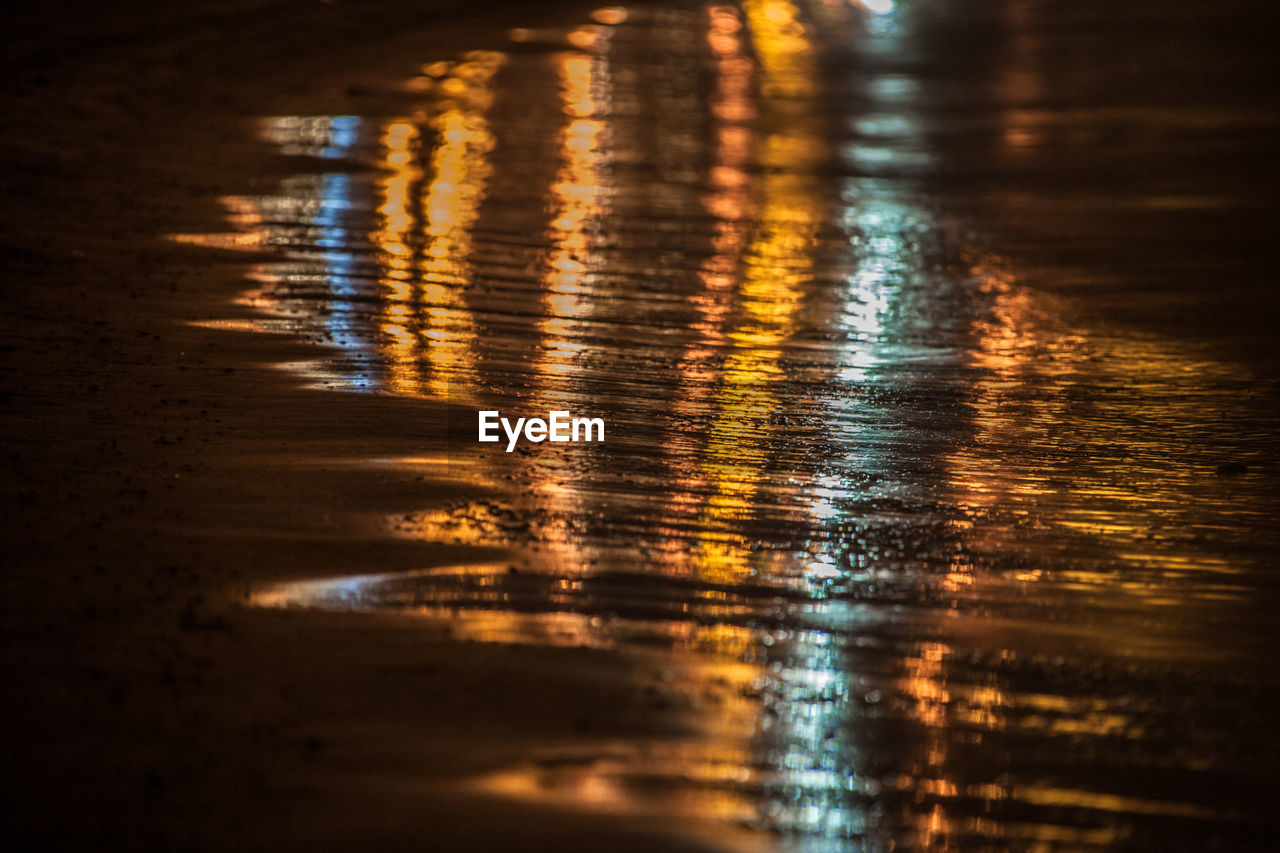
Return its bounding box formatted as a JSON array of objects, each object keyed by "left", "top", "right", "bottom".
[
  {"left": 762, "top": 615, "right": 869, "bottom": 844},
  {"left": 757, "top": 3, "right": 954, "bottom": 844},
  {"left": 260, "top": 115, "right": 362, "bottom": 158},
  {"left": 729, "top": 1, "right": 876, "bottom": 844},
  {"left": 239, "top": 117, "right": 382, "bottom": 391}
]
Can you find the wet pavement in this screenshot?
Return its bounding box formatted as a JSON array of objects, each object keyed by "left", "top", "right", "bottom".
[{"left": 190, "top": 1, "right": 1279, "bottom": 849}]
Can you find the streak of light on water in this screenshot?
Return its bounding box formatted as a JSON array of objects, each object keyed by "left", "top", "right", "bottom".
[{"left": 178, "top": 1, "right": 1280, "bottom": 849}]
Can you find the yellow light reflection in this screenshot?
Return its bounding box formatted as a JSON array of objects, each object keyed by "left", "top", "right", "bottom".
[
  {"left": 536, "top": 42, "right": 611, "bottom": 397},
  {"left": 694, "top": 0, "right": 825, "bottom": 586},
  {"left": 375, "top": 119, "right": 425, "bottom": 393},
  {"left": 410, "top": 51, "right": 504, "bottom": 400},
  {"left": 661, "top": 3, "right": 756, "bottom": 468},
  {"left": 743, "top": 0, "right": 819, "bottom": 100}
]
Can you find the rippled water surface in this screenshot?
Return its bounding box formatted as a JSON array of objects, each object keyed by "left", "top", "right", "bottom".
[{"left": 190, "top": 1, "right": 1279, "bottom": 849}]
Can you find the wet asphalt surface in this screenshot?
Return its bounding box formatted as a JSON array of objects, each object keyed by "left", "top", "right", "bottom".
[{"left": 175, "top": 0, "right": 1280, "bottom": 849}]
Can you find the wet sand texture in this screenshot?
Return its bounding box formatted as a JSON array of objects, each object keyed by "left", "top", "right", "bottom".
[{"left": 3, "top": 0, "right": 1279, "bottom": 851}]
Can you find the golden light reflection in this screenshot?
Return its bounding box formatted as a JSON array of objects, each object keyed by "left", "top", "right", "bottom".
[
  {"left": 535, "top": 41, "right": 611, "bottom": 397},
  {"left": 915, "top": 206, "right": 1258, "bottom": 847},
  {"left": 947, "top": 256, "right": 1253, "bottom": 601},
  {"left": 997, "top": 0, "right": 1045, "bottom": 156},
  {"left": 375, "top": 118, "right": 424, "bottom": 393},
  {"left": 690, "top": 0, "right": 826, "bottom": 587},
  {"left": 170, "top": 195, "right": 268, "bottom": 251},
  {"left": 668, "top": 6, "right": 871, "bottom": 843},
  {"left": 402, "top": 51, "right": 503, "bottom": 400},
  {"left": 589, "top": 7, "right": 628, "bottom": 26},
  {"left": 456, "top": 32, "right": 619, "bottom": 629},
  {"left": 897, "top": 639, "right": 959, "bottom": 849},
  {"left": 742, "top": 0, "right": 819, "bottom": 100},
  {"left": 659, "top": 2, "right": 756, "bottom": 507}
]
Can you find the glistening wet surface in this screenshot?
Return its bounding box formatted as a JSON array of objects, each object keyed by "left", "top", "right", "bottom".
[{"left": 189, "top": 1, "right": 1279, "bottom": 849}]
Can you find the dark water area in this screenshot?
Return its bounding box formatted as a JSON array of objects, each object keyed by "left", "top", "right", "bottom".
[{"left": 186, "top": 0, "right": 1280, "bottom": 849}]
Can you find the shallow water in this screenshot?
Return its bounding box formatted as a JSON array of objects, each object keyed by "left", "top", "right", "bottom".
[{"left": 197, "top": 1, "right": 1278, "bottom": 849}]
